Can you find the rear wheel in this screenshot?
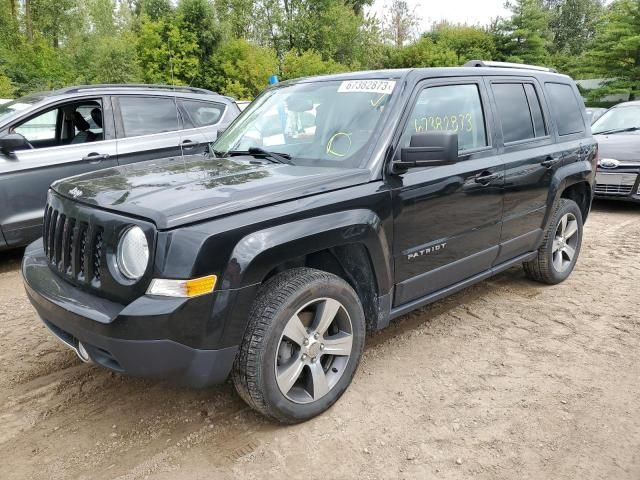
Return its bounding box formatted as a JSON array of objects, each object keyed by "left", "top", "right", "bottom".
[
  {"left": 524, "top": 198, "right": 583, "bottom": 284},
  {"left": 232, "top": 268, "right": 366, "bottom": 423}
]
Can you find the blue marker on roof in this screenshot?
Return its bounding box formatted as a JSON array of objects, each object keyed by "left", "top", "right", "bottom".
[{"left": 269, "top": 75, "right": 279, "bottom": 85}]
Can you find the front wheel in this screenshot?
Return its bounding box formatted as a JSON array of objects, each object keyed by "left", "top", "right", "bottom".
[
  {"left": 523, "top": 198, "right": 583, "bottom": 284},
  {"left": 232, "top": 268, "right": 366, "bottom": 423}
]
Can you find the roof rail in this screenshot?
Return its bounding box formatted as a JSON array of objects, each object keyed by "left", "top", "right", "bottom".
[
  {"left": 54, "top": 84, "right": 219, "bottom": 95},
  {"left": 463, "top": 60, "right": 558, "bottom": 73}
]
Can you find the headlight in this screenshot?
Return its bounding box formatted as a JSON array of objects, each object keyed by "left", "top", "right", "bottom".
[{"left": 117, "top": 226, "right": 149, "bottom": 280}]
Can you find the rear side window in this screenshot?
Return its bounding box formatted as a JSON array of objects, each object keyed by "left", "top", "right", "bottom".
[
  {"left": 117, "top": 96, "right": 180, "bottom": 137},
  {"left": 180, "top": 100, "right": 225, "bottom": 127},
  {"left": 492, "top": 83, "right": 536, "bottom": 143},
  {"left": 402, "top": 84, "right": 487, "bottom": 152},
  {"left": 545, "top": 83, "right": 585, "bottom": 136},
  {"left": 524, "top": 84, "right": 546, "bottom": 137}
]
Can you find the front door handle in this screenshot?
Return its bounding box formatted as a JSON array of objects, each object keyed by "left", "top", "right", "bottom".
[
  {"left": 82, "top": 152, "right": 109, "bottom": 163},
  {"left": 541, "top": 156, "right": 562, "bottom": 168},
  {"left": 474, "top": 172, "right": 499, "bottom": 185}
]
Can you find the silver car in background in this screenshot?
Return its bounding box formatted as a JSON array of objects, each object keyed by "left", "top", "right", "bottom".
[{"left": 0, "top": 84, "right": 240, "bottom": 250}]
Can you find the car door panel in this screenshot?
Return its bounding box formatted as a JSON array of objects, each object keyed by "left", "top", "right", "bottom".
[
  {"left": 486, "top": 78, "right": 560, "bottom": 262},
  {"left": 0, "top": 139, "right": 117, "bottom": 246},
  {"left": 392, "top": 155, "right": 504, "bottom": 305},
  {"left": 116, "top": 130, "right": 185, "bottom": 165},
  {"left": 113, "top": 95, "right": 184, "bottom": 166},
  {"left": 391, "top": 77, "right": 504, "bottom": 307}
]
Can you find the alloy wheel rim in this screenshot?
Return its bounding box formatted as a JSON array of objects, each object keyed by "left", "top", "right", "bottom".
[
  {"left": 552, "top": 212, "right": 579, "bottom": 273},
  {"left": 274, "top": 297, "right": 353, "bottom": 404}
]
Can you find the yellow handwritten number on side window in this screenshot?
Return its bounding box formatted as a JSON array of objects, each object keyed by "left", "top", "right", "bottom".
[{"left": 414, "top": 113, "right": 473, "bottom": 133}]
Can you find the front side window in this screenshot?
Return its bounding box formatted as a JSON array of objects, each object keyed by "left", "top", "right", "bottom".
[
  {"left": 118, "top": 96, "right": 181, "bottom": 137},
  {"left": 214, "top": 79, "right": 396, "bottom": 167},
  {"left": 14, "top": 109, "right": 58, "bottom": 142},
  {"left": 180, "top": 99, "right": 225, "bottom": 127},
  {"left": 11, "top": 99, "right": 103, "bottom": 147},
  {"left": 401, "top": 84, "right": 487, "bottom": 152}
]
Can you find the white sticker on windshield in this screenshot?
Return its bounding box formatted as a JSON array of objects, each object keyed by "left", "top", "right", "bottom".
[{"left": 338, "top": 80, "right": 396, "bottom": 95}]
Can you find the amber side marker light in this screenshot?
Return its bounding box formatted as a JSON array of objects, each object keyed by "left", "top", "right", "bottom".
[{"left": 146, "top": 275, "right": 217, "bottom": 298}]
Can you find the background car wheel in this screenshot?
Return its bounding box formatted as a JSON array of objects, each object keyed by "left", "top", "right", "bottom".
[
  {"left": 523, "top": 198, "right": 583, "bottom": 285},
  {"left": 232, "top": 268, "right": 366, "bottom": 423}
]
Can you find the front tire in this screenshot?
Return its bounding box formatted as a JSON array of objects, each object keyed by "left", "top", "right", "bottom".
[
  {"left": 232, "top": 268, "right": 366, "bottom": 423},
  {"left": 523, "top": 198, "right": 583, "bottom": 284}
]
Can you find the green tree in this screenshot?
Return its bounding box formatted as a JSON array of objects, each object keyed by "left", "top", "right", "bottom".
[
  {"left": 588, "top": 0, "right": 640, "bottom": 100},
  {"left": 547, "top": 0, "right": 603, "bottom": 55},
  {"left": 136, "top": 0, "right": 173, "bottom": 21},
  {"left": 426, "top": 22, "right": 496, "bottom": 64},
  {"left": 137, "top": 15, "right": 200, "bottom": 85},
  {"left": 383, "top": 37, "right": 458, "bottom": 68},
  {"left": 493, "top": 0, "right": 552, "bottom": 65},
  {"left": 0, "top": 71, "right": 16, "bottom": 98},
  {"left": 281, "top": 49, "right": 348, "bottom": 79},
  {"left": 209, "top": 39, "right": 278, "bottom": 99}
]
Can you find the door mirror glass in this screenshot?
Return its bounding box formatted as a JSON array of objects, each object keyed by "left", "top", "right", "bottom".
[
  {"left": 393, "top": 131, "right": 458, "bottom": 172},
  {"left": 0, "top": 133, "right": 32, "bottom": 155}
]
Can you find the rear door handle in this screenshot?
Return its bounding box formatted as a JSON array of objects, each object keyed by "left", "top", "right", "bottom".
[
  {"left": 181, "top": 139, "right": 198, "bottom": 149},
  {"left": 541, "top": 156, "right": 562, "bottom": 168},
  {"left": 474, "top": 172, "right": 499, "bottom": 185},
  {"left": 82, "top": 153, "right": 109, "bottom": 163}
]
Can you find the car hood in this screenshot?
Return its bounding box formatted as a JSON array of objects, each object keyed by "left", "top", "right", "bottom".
[
  {"left": 594, "top": 132, "right": 640, "bottom": 163},
  {"left": 51, "top": 155, "right": 370, "bottom": 229}
]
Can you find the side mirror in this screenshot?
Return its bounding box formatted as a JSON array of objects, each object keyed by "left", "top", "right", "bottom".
[
  {"left": 0, "top": 133, "right": 31, "bottom": 156},
  {"left": 392, "top": 131, "right": 458, "bottom": 173}
]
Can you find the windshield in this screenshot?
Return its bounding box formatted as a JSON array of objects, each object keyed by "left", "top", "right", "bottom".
[
  {"left": 0, "top": 94, "right": 44, "bottom": 123},
  {"left": 213, "top": 79, "right": 396, "bottom": 168},
  {"left": 592, "top": 106, "right": 640, "bottom": 134}
]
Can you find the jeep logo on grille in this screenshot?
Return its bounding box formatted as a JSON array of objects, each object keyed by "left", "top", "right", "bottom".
[
  {"left": 599, "top": 158, "right": 620, "bottom": 169},
  {"left": 69, "top": 187, "right": 83, "bottom": 198}
]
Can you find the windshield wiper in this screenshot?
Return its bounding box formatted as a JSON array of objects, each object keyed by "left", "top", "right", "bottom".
[
  {"left": 247, "top": 147, "right": 293, "bottom": 165},
  {"left": 224, "top": 148, "right": 293, "bottom": 165},
  {"left": 593, "top": 126, "right": 640, "bottom": 135}
]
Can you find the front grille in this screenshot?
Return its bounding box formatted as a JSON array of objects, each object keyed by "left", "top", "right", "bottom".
[
  {"left": 595, "top": 172, "right": 637, "bottom": 196},
  {"left": 43, "top": 206, "right": 104, "bottom": 285}
]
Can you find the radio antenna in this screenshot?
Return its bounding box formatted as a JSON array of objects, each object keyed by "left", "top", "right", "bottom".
[{"left": 168, "top": 38, "right": 185, "bottom": 161}]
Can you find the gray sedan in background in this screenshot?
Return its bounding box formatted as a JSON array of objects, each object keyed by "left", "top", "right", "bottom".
[{"left": 0, "top": 84, "right": 240, "bottom": 250}]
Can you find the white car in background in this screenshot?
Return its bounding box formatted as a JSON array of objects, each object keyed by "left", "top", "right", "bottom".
[{"left": 0, "top": 99, "right": 11, "bottom": 105}]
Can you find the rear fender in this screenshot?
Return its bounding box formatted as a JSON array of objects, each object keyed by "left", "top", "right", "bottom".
[{"left": 544, "top": 159, "right": 595, "bottom": 228}]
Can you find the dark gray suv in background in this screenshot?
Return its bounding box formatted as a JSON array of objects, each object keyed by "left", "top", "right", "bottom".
[{"left": 0, "top": 84, "right": 240, "bottom": 250}]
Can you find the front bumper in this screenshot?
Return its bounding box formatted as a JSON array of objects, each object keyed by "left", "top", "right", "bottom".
[
  {"left": 594, "top": 169, "right": 640, "bottom": 203},
  {"left": 22, "top": 240, "right": 240, "bottom": 387}
]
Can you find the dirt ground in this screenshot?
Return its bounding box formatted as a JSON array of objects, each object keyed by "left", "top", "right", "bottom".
[{"left": 0, "top": 200, "right": 638, "bottom": 480}]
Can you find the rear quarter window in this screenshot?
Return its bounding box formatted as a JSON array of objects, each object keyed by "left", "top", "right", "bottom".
[{"left": 544, "top": 82, "right": 585, "bottom": 136}]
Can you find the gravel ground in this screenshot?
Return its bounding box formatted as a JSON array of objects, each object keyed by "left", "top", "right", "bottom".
[{"left": 0, "top": 200, "right": 638, "bottom": 480}]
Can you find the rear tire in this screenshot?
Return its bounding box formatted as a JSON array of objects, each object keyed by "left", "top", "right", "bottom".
[
  {"left": 232, "top": 268, "right": 366, "bottom": 424},
  {"left": 523, "top": 198, "right": 583, "bottom": 284}
]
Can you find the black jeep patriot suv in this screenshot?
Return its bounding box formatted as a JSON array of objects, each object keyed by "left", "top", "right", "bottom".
[{"left": 23, "top": 61, "right": 597, "bottom": 423}]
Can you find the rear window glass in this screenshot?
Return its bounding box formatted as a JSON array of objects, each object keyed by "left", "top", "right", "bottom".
[
  {"left": 118, "top": 96, "right": 180, "bottom": 137},
  {"left": 545, "top": 83, "right": 585, "bottom": 136},
  {"left": 492, "top": 83, "right": 535, "bottom": 143},
  {"left": 524, "top": 84, "right": 547, "bottom": 137},
  {"left": 180, "top": 100, "right": 225, "bottom": 127}
]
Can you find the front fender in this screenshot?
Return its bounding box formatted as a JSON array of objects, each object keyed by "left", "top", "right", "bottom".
[{"left": 219, "top": 209, "right": 393, "bottom": 293}]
